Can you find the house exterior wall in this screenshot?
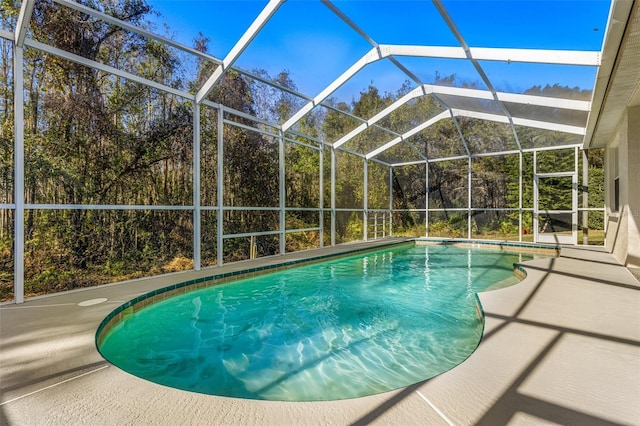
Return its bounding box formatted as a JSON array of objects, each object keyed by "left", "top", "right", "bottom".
[
  {"left": 605, "top": 105, "right": 640, "bottom": 267},
  {"left": 627, "top": 105, "right": 640, "bottom": 267}
]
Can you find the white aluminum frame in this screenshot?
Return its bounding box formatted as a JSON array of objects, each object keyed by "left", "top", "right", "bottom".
[
  {"left": 2, "top": 0, "right": 610, "bottom": 303},
  {"left": 533, "top": 148, "right": 579, "bottom": 245},
  {"left": 196, "top": 0, "right": 284, "bottom": 104}
]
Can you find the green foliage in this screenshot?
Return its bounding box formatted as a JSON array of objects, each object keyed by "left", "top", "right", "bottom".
[
  {"left": 587, "top": 166, "right": 605, "bottom": 208},
  {"left": 428, "top": 218, "right": 465, "bottom": 238},
  {"left": 499, "top": 221, "right": 517, "bottom": 236},
  {"left": 394, "top": 222, "right": 425, "bottom": 237},
  {"left": 284, "top": 215, "right": 320, "bottom": 252},
  {"left": 345, "top": 212, "right": 364, "bottom": 241},
  {"left": 0, "top": 234, "right": 12, "bottom": 300}
]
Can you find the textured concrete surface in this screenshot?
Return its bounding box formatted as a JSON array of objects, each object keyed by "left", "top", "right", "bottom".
[{"left": 1, "top": 241, "right": 639, "bottom": 425}]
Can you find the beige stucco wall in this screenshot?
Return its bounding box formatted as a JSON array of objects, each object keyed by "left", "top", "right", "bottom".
[
  {"left": 627, "top": 105, "right": 640, "bottom": 267},
  {"left": 605, "top": 105, "right": 640, "bottom": 267},
  {"left": 605, "top": 120, "right": 624, "bottom": 260}
]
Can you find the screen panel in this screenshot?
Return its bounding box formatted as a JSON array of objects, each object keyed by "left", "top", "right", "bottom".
[{"left": 24, "top": 209, "right": 193, "bottom": 297}]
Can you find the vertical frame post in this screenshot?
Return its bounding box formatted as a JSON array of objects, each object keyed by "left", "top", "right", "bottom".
[
  {"left": 533, "top": 150, "right": 538, "bottom": 243},
  {"left": 13, "top": 46, "right": 24, "bottom": 303},
  {"left": 582, "top": 148, "right": 589, "bottom": 244},
  {"left": 468, "top": 156, "right": 472, "bottom": 239},
  {"left": 389, "top": 165, "right": 393, "bottom": 237},
  {"left": 382, "top": 212, "right": 386, "bottom": 238},
  {"left": 319, "top": 146, "right": 324, "bottom": 248},
  {"left": 217, "top": 106, "right": 224, "bottom": 267},
  {"left": 331, "top": 146, "right": 336, "bottom": 246},
  {"left": 425, "top": 161, "right": 429, "bottom": 237},
  {"left": 279, "top": 129, "right": 285, "bottom": 255},
  {"left": 192, "top": 102, "right": 201, "bottom": 270},
  {"left": 374, "top": 213, "right": 377, "bottom": 239},
  {"left": 12, "top": 0, "right": 34, "bottom": 303},
  {"left": 363, "top": 158, "right": 368, "bottom": 242},
  {"left": 519, "top": 151, "right": 523, "bottom": 242},
  {"left": 573, "top": 146, "right": 579, "bottom": 244}
]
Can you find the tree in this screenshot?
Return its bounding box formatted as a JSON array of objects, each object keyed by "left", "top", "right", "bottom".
[{"left": 15, "top": 0, "right": 197, "bottom": 295}]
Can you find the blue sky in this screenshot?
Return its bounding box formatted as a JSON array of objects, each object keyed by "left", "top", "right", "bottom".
[{"left": 149, "top": 0, "right": 611, "bottom": 101}]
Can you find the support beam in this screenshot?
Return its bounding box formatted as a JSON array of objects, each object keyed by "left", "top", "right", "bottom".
[
  {"left": 193, "top": 103, "right": 201, "bottom": 270},
  {"left": 389, "top": 165, "right": 394, "bottom": 237},
  {"left": 333, "top": 86, "right": 425, "bottom": 148},
  {"left": 574, "top": 146, "right": 579, "bottom": 245},
  {"left": 582, "top": 149, "right": 589, "bottom": 244},
  {"left": 53, "top": 0, "right": 222, "bottom": 65},
  {"left": 519, "top": 151, "right": 523, "bottom": 242},
  {"left": 427, "top": 85, "right": 591, "bottom": 111},
  {"left": 452, "top": 109, "right": 586, "bottom": 135},
  {"left": 319, "top": 148, "right": 324, "bottom": 248},
  {"left": 432, "top": 96, "right": 471, "bottom": 157},
  {"left": 336, "top": 83, "right": 589, "bottom": 160},
  {"left": 217, "top": 107, "right": 224, "bottom": 267},
  {"left": 279, "top": 129, "right": 286, "bottom": 255},
  {"left": 402, "top": 138, "right": 430, "bottom": 163},
  {"left": 282, "top": 32, "right": 597, "bottom": 144},
  {"left": 389, "top": 56, "right": 424, "bottom": 86},
  {"left": 288, "top": 42, "right": 596, "bottom": 139},
  {"left": 331, "top": 147, "right": 336, "bottom": 246},
  {"left": 14, "top": 0, "right": 35, "bottom": 47},
  {"left": 468, "top": 156, "right": 472, "bottom": 239},
  {"left": 363, "top": 159, "right": 368, "bottom": 241},
  {"left": 322, "top": 0, "right": 378, "bottom": 47},
  {"left": 449, "top": 110, "right": 471, "bottom": 157},
  {"left": 25, "top": 39, "right": 193, "bottom": 100},
  {"left": 425, "top": 161, "right": 430, "bottom": 237},
  {"left": 13, "top": 46, "right": 24, "bottom": 303},
  {"left": 365, "top": 105, "right": 586, "bottom": 163},
  {"left": 282, "top": 47, "right": 382, "bottom": 131},
  {"left": 533, "top": 150, "right": 539, "bottom": 243},
  {"left": 0, "top": 29, "right": 12, "bottom": 41},
  {"left": 379, "top": 44, "right": 600, "bottom": 66},
  {"left": 196, "top": 0, "right": 284, "bottom": 104},
  {"left": 366, "top": 111, "right": 450, "bottom": 159},
  {"left": 392, "top": 160, "right": 428, "bottom": 167},
  {"left": 469, "top": 46, "right": 600, "bottom": 66},
  {"left": 433, "top": 0, "right": 523, "bottom": 151}
]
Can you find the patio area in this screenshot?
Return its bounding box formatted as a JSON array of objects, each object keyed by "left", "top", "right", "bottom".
[{"left": 1, "top": 241, "right": 638, "bottom": 425}]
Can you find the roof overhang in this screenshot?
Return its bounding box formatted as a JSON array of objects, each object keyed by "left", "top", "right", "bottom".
[{"left": 584, "top": 0, "right": 640, "bottom": 149}]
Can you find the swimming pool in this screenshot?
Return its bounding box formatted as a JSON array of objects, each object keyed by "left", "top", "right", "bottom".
[{"left": 96, "top": 243, "right": 546, "bottom": 401}]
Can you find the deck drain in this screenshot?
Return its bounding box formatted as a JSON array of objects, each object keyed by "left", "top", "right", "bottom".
[{"left": 78, "top": 298, "right": 108, "bottom": 307}]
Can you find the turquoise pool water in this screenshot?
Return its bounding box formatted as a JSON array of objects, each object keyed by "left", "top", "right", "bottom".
[{"left": 98, "top": 244, "right": 534, "bottom": 401}]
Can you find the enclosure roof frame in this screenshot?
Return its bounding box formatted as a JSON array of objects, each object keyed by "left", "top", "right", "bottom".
[{"left": 4, "top": 0, "right": 619, "bottom": 165}]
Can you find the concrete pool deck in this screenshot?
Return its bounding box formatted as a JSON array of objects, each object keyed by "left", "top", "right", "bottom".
[{"left": 1, "top": 240, "right": 639, "bottom": 425}]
